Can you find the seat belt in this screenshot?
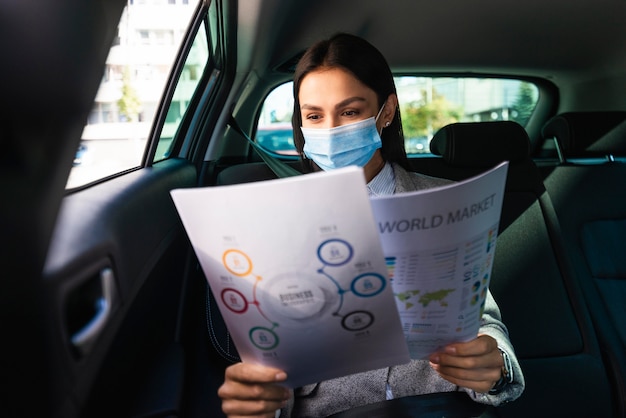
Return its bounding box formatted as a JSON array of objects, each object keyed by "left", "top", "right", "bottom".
[{"left": 227, "top": 115, "right": 302, "bottom": 178}]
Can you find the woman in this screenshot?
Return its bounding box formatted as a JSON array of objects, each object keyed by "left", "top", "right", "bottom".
[{"left": 218, "top": 33, "right": 524, "bottom": 417}]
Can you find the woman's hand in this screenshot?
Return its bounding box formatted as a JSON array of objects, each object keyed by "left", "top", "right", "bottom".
[
  {"left": 428, "top": 334, "right": 504, "bottom": 393},
  {"left": 218, "top": 362, "right": 291, "bottom": 417}
]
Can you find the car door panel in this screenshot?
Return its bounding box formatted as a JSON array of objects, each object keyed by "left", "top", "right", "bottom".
[{"left": 42, "top": 159, "right": 196, "bottom": 416}]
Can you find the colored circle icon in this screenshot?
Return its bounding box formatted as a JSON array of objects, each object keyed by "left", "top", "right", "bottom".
[
  {"left": 317, "top": 239, "right": 353, "bottom": 266},
  {"left": 249, "top": 327, "right": 279, "bottom": 350},
  {"left": 223, "top": 249, "right": 253, "bottom": 276},
  {"left": 470, "top": 294, "right": 480, "bottom": 306},
  {"left": 342, "top": 310, "right": 374, "bottom": 331},
  {"left": 221, "top": 288, "right": 248, "bottom": 313},
  {"left": 351, "top": 273, "right": 386, "bottom": 297}
]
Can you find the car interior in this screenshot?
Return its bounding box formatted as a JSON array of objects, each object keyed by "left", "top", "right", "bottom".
[{"left": 1, "top": 0, "right": 625, "bottom": 417}]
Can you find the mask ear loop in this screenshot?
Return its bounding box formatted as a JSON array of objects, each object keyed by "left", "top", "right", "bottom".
[
  {"left": 376, "top": 103, "right": 388, "bottom": 135},
  {"left": 375, "top": 103, "right": 386, "bottom": 123}
]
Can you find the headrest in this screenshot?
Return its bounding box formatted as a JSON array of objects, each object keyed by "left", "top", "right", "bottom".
[
  {"left": 430, "top": 121, "right": 530, "bottom": 168},
  {"left": 541, "top": 111, "right": 626, "bottom": 158}
]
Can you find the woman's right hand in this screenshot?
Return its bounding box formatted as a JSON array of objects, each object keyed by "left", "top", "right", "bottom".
[{"left": 218, "top": 362, "right": 291, "bottom": 417}]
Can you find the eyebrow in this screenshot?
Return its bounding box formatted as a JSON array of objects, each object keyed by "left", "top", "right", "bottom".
[{"left": 300, "top": 96, "right": 367, "bottom": 111}]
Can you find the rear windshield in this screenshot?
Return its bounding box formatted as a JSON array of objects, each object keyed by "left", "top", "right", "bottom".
[{"left": 257, "top": 77, "right": 538, "bottom": 155}]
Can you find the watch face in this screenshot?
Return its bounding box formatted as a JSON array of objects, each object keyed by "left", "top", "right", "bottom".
[{"left": 500, "top": 348, "right": 514, "bottom": 383}]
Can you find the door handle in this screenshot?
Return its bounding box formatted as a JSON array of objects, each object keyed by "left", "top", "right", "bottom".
[{"left": 70, "top": 267, "right": 117, "bottom": 357}]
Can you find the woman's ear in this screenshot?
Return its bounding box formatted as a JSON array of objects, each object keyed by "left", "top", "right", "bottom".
[{"left": 383, "top": 94, "right": 399, "bottom": 126}]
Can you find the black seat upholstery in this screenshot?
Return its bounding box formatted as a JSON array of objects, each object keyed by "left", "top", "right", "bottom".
[
  {"left": 542, "top": 112, "right": 626, "bottom": 417},
  {"left": 429, "top": 121, "right": 531, "bottom": 168},
  {"left": 424, "top": 121, "right": 549, "bottom": 230},
  {"left": 215, "top": 160, "right": 303, "bottom": 185},
  {"left": 541, "top": 111, "right": 626, "bottom": 161},
  {"left": 426, "top": 121, "right": 615, "bottom": 417}
]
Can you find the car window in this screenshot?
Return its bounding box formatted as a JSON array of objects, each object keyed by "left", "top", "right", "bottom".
[
  {"left": 256, "top": 77, "right": 538, "bottom": 156},
  {"left": 153, "top": 18, "right": 211, "bottom": 162},
  {"left": 66, "top": 0, "right": 196, "bottom": 189},
  {"left": 257, "top": 82, "right": 297, "bottom": 156}
]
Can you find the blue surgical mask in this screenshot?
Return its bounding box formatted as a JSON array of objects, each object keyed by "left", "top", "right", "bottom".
[{"left": 301, "top": 106, "right": 385, "bottom": 171}]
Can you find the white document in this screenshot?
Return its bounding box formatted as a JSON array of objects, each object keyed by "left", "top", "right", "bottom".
[
  {"left": 171, "top": 166, "right": 410, "bottom": 388},
  {"left": 370, "top": 161, "right": 509, "bottom": 359}
]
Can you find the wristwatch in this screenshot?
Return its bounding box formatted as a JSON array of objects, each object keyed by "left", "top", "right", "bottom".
[{"left": 489, "top": 347, "right": 514, "bottom": 394}]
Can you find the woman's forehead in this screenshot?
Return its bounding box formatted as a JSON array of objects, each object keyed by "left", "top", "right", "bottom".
[{"left": 299, "top": 67, "right": 376, "bottom": 107}]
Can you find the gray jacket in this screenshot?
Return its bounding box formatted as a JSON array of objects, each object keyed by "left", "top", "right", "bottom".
[{"left": 282, "top": 164, "right": 525, "bottom": 417}]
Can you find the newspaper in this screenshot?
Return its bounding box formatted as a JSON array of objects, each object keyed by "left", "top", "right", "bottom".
[
  {"left": 170, "top": 161, "right": 508, "bottom": 386},
  {"left": 370, "top": 161, "right": 508, "bottom": 359}
]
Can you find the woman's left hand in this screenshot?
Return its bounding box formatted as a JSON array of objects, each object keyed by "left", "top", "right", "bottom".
[{"left": 428, "top": 334, "right": 503, "bottom": 393}]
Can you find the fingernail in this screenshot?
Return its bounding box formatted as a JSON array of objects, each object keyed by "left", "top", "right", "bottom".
[
  {"left": 275, "top": 372, "right": 287, "bottom": 381},
  {"left": 430, "top": 355, "right": 440, "bottom": 364},
  {"left": 445, "top": 346, "right": 457, "bottom": 354}
]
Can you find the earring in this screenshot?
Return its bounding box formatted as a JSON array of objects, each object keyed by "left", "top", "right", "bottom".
[{"left": 385, "top": 121, "right": 391, "bottom": 127}]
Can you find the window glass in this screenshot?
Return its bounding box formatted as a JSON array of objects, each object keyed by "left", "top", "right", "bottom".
[
  {"left": 66, "top": 0, "right": 196, "bottom": 189},
  {"left": 154, "top": 19, "right": 210, "bottom": 161},
  {"left": 256, "top": 77, "right": 539, "bottom": 156},
  {"left": 257, "top": 83, "right": 297, "bottom": 155}
]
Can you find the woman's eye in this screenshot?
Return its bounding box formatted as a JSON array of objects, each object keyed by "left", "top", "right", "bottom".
[
  {"left": 343, "top": 110, "right": 359, "bottom": 117},
  {"left": 306, "top": 114, "right": 321, "bottom": 120}
]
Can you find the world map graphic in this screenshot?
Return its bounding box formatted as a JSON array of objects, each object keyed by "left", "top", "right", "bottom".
[{"left": 394, "top": 288, "right": 456, "bottom": 310}]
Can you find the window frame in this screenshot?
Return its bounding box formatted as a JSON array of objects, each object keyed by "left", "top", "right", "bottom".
[
  {"left": 145, "top": 0, "right": 215, "bottom": 166},
  {"left": 145, "top": 0, "right": 235, "bottom": 170}
]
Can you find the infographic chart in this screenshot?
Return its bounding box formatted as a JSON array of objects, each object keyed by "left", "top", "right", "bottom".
[
  {"left": 218, "top": 237, "right": 388, "bottom": 352},
  {"left": 171, "top": 166, "right": 410, "bottom": 388},
  {"left": 371, "top": 161, "right": 508, "bottom": 359},
  {"left": 388, "top": 224, "right": 499, "bottom": 358}
]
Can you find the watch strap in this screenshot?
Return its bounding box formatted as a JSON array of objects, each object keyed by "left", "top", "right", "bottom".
[{"left": 489, "top": 347, "right": 514, "bottom": 394}]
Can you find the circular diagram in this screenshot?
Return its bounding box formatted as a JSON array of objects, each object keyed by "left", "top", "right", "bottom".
[
  {"left": 470, "top": 294, "right": 480, "bottom": 306},
  {"left": 317, "top": 239, "right": 353, "bottom": 266},
  {"left": 223, "top": 249, "right": 253, "bottom": 276},
  {"left": 351, "top": 273, "right": 386, "bottom": 297},
  {"left": 258, "top": 271, "right": 338, "bottom": 328},
  {"left": 341, "top": 310, "right": 374, "bottom": 331},
  {"left": 221, "top": 288, "right": 248, "bottom": 313},
  {"left": 249, "top": 326, "right": 279, "bottom": 350},
  {"left": 262, "top": 276, "right": 327, "bottom": 319}
]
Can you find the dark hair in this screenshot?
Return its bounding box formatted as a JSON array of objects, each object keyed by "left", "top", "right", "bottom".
[{"left": 291, "top": 33, "right": 410, "bottom": 172}]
